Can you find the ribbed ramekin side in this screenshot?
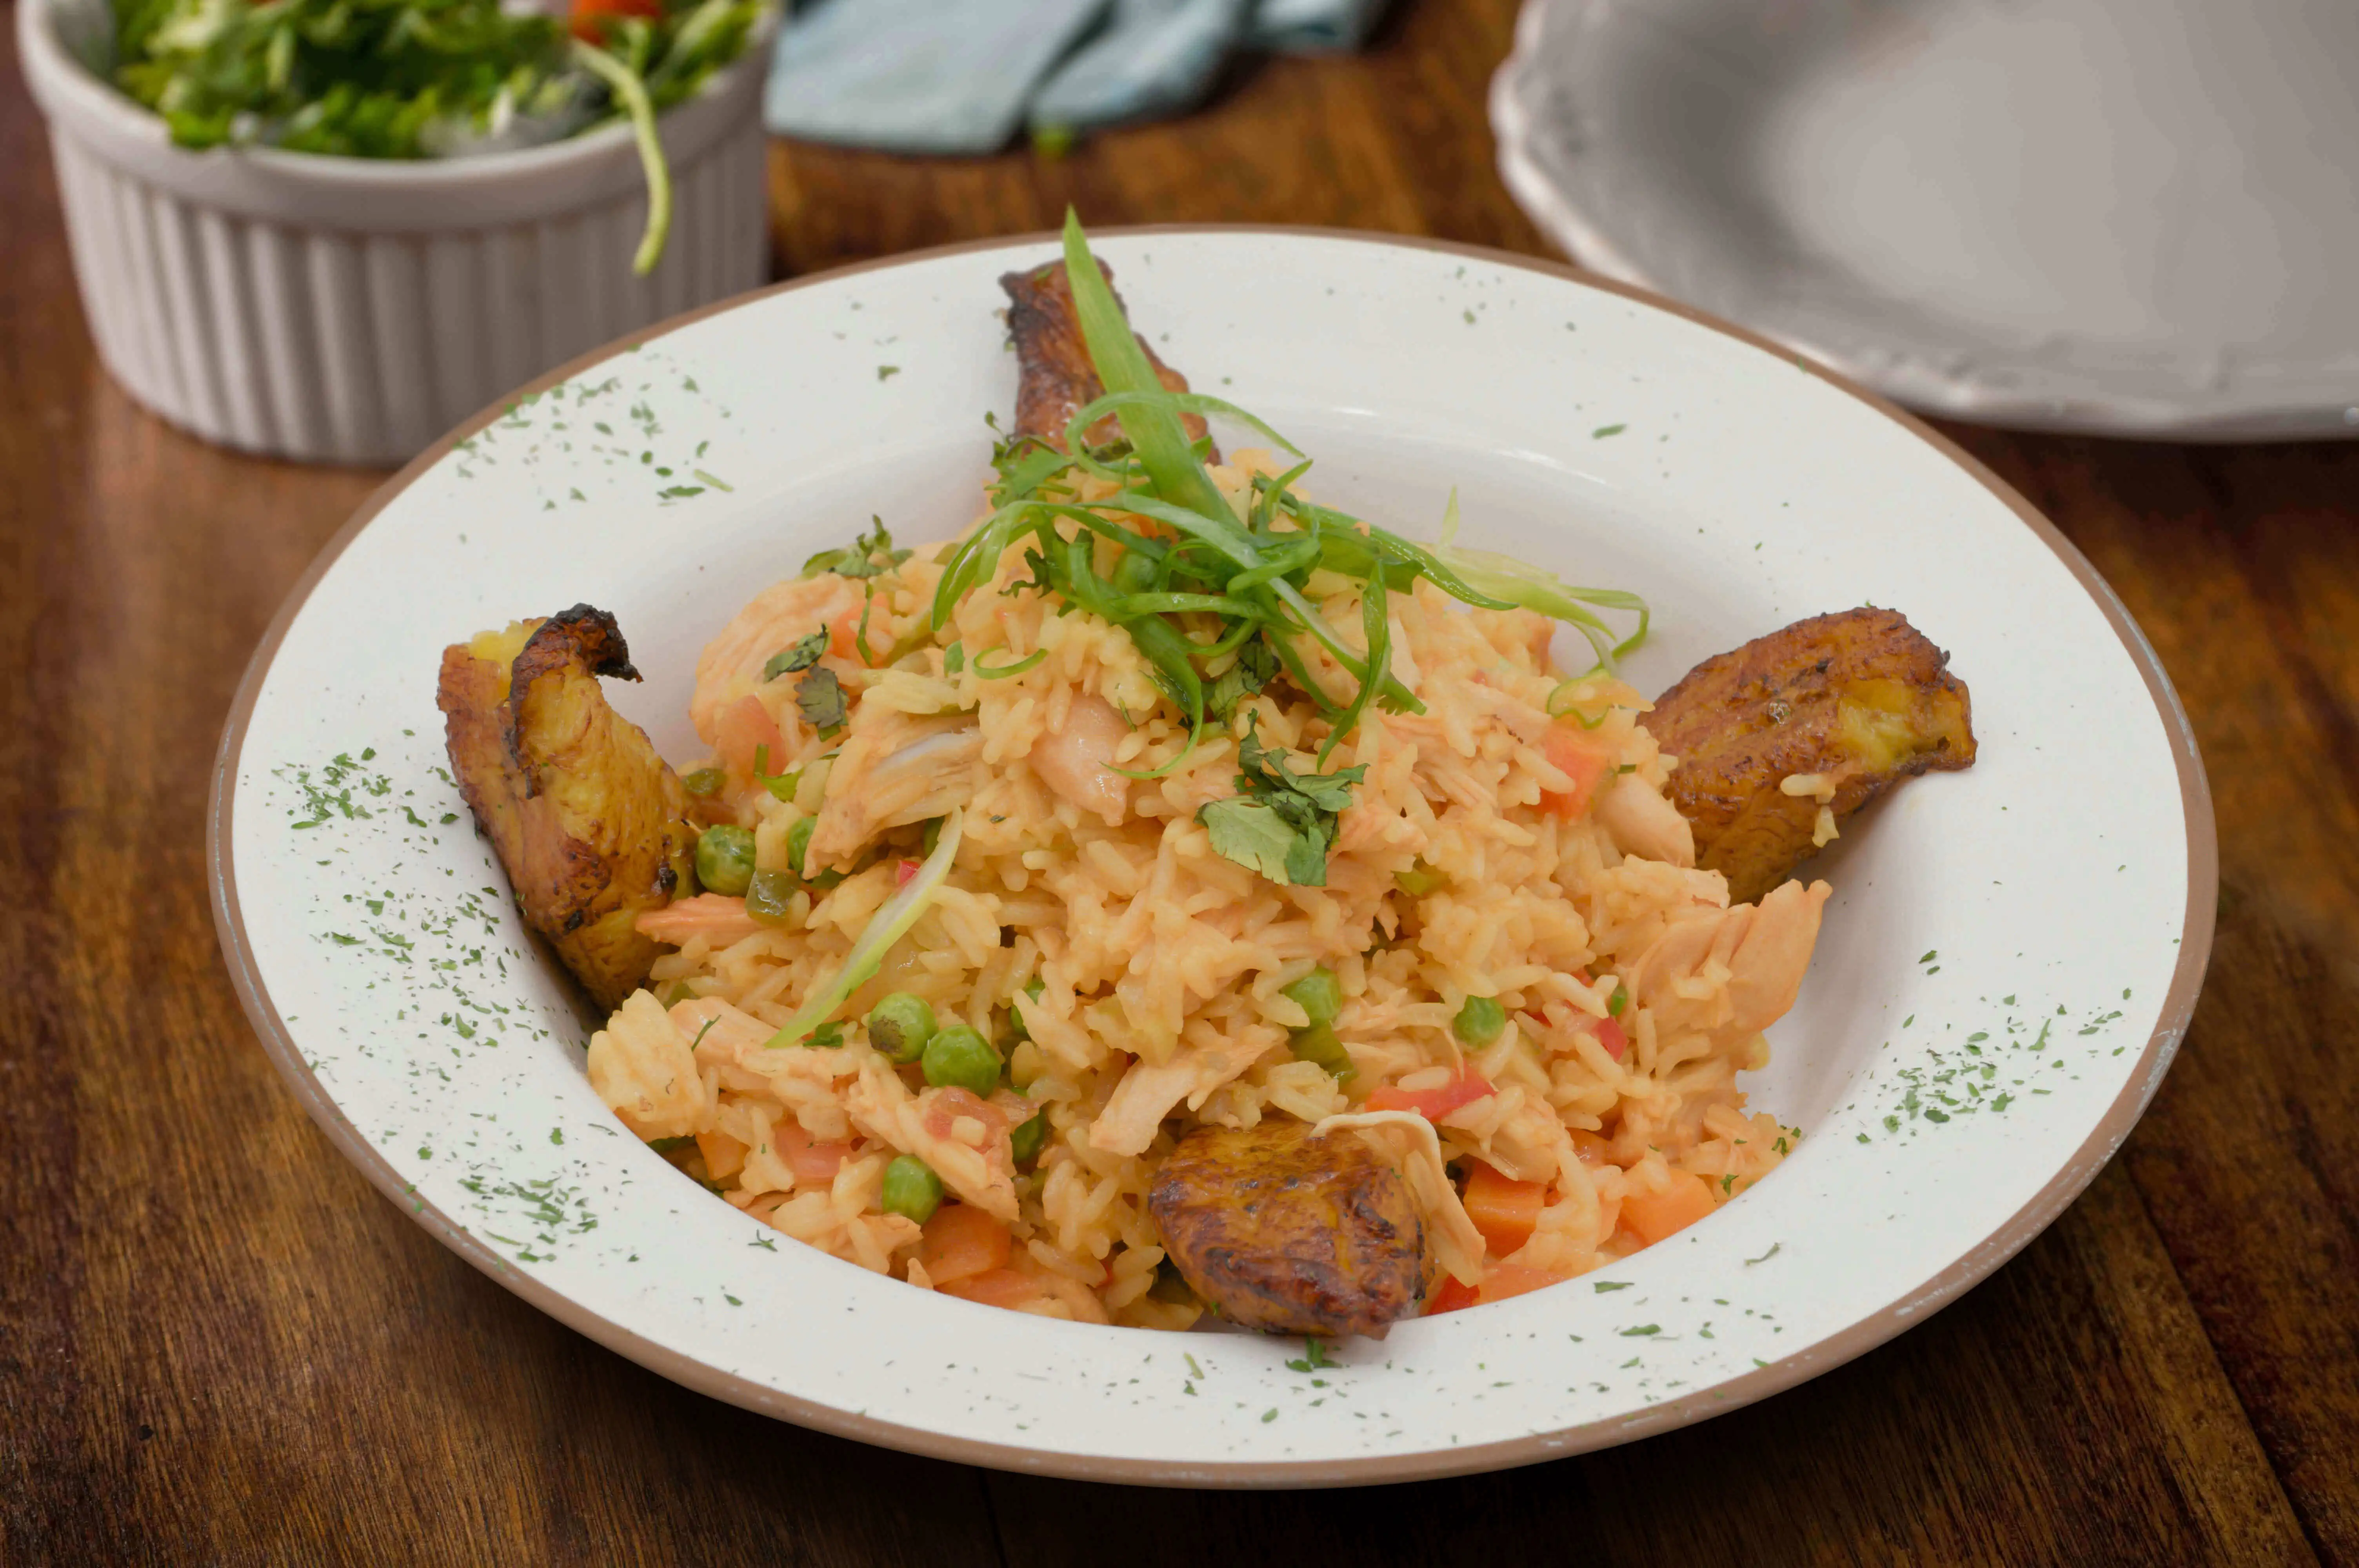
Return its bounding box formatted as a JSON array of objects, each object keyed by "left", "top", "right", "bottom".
[{"left": 35, "top": 62, "right": 772, "bottom": 464}]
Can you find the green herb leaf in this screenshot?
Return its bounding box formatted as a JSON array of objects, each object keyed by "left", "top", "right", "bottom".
[
  {"left": 794, "top": 668, "right": 847, "bottom": 732},
  {"left": 1194, "top": 716, "right": 1365, "bottom": 887},
  {"left": 803, "top": 517, "right": 912, "bottom": 581},
  {"left": 1198, "top": 798, "right": 1301, "bottom": 884},
  {"left": 763, "top": 631, "right": 828, "bottom": 679},
  {"left": 1205, "top": 640, "right": 1278, "bottom": 723}
]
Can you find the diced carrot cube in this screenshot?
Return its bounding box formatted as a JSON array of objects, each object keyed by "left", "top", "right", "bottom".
[
  {"left": 1462, "top": 1161, "right": 1547, "bottom": 1257},
  {"left": 919, "top": 1204, "right": 1012, "bottom": 1287},
  {"left": 1620, "top": 1171, "right": 1718, "bottom": 1245}
]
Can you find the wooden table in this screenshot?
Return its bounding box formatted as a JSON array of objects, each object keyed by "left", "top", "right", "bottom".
[{"left": 7, "top": 1, "right": 2355, "bottom": 1561}]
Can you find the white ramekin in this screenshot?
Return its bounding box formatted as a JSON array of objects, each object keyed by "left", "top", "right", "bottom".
[{"left": 19, "top": 0, "right": 777, "bottom": 464}]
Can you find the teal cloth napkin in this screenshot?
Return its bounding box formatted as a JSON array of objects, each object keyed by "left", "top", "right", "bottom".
[{"left": 765, "top": 0, "right": 1390, "bottom": 154}]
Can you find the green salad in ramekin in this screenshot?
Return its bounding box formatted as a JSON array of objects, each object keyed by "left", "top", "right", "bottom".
[{"left": 108, "top": 0, "right": 769, "bottom": 270}]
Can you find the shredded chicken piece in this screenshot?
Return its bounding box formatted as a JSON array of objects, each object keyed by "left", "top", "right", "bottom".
[
  {"left": 1593, "top": 772, "right": 1696, "bottom": 867},
  {"left": 1625, "top": 878, "right": 1832, "bottom": 1049},
  {"left": 1090, "top": 1031, "right": 1281, "bottom": 1156},
  {"left": 845, "top": 1058, "right": 1021, "bottom": 1221},
  {"left": 807, "top": 711, "right": 981, "bottom": 866}
]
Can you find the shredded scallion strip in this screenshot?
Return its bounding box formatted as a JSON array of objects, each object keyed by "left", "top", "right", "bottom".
[
  {"left": 761, "top": 808, "right": 964, "bottom": 1049},
  {"left": 571, "top": 41, "right": 672, "bottom": 276}
]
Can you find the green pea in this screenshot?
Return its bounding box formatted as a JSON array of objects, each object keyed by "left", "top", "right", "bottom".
[
  {"left": 923, "top": 1024, "right": 1003, "bottom": 1096},
  {"left": 694, "top": 824, "right": 756, "bottom": 897},
  {"left": 744, "top": 869, "right": 796, "bottom": 926},
  {"left": 1607, "top": 980, "right": 1629, "bottom": 1017},
  {"left": 1282, "top": 967, "right": 1343, "bottom": 1030},
  {"left": 921, "top": 816, "right": 945, "bottom": 857},
  {"left": 1454, "top": 995, "right": 1507, "bottom": 1046},
  {"left": 867, "top": 992, "right": 937, "bottom": 1064},
  {"left": 681, "top": 767, "right": 726, "bottom": 798},
  {"left": 1001, "top": 978, "right": 1045, "bottom": 1044},
  {"left": 784, "top": 817, "right": 816, "bottom": 880},
  {"left": 881, "top": 1155, "right": 943, "bottom": 1223},
  {"left": 1289, "top": 1022, "right": 1356, "bottom": 1082},
  {"left": 1010, "top": 1108, "right": 1049, "bottom": 1167}
]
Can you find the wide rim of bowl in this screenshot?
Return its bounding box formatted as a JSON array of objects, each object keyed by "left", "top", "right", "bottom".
[
  {"left": 19, "top": 0, "right": 777, "bottom": 195},
  {"left": 208, "top": 224, "right": 2219, "bottom": 1488},
  {"left": 1485, "top": 0, "right": 2359, "bottom": 442}
]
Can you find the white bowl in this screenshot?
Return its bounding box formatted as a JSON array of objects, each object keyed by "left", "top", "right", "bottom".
[
  {"left": 18, "top": 0, "right": 776, "bottom": 464},
  {"left": 211, "top": 228, "right": 2213, "bottom": 1484}
]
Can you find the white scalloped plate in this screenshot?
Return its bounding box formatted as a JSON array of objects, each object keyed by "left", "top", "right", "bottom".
[
  {"left": 211, "top": 227, "right": 2213, "bottom": 1485},
  {"left": 1492, "top": 0, "right": 2359, "bottom": 438}
]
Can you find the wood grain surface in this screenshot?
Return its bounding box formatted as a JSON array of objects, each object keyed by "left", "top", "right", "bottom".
[{"left": 6, "top": 0, "right": 2356, "bottom": 1561}]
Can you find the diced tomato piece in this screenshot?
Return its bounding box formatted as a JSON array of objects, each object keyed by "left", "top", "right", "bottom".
[
  {"left": 772, "top": 1120, "right": 852, "bottom": 1185},
  {"left": 1427, "top": 1275, "right": 1482, "bottom": 1315},
  {"left": 1538, "top": 722, "right": 1612, "bottom": 820},
  {"left": 1363, "top": 1069, "right": 1496, "bottom": 1122},
  {"left": 1620, "top": 1172, "right": 1718, "bottom": 1246},
  {"left": 919, "top": 1204, "right": 1012, "bottom": 1287},
  {"left": 940, "top": 1268, "right": 1047, "bottom": 1310},
  {"left": 716, "top": 695, "right": 785, "bottom": 785},
  {"left": 921, "top": 1086, "right": 1009, "bottom": 1147},
  {"left": 1462, "top": 1161, "right": 1547, "bottom": 1257},
  {"left": 1478, "top": 1263, "right": 1572, "bottom": 1304},
  {"left": 896, "top": 858, "right": 921, "bottom": 887},
  {"left": 568, "top": 0, "right": 660, "bottom": 42},
  {"left": 1595, "top": 1013, "right": 1628, "bottom": 1060}
]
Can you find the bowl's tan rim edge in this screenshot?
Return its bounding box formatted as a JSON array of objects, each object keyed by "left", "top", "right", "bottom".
[{"left": 207, "top": 223, "right": 2218, "bottom": 1490}]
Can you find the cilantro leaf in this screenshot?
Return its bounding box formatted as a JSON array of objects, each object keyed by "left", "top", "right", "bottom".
[
  {"left": 795, "top": 668, "right": 848, "bottom": 734},
  {"left": 802, "top": 517, "right": 912, "bottom": 581},
  {"left": 1194, "top": 716, "right": 1366, "bottom": 887},
  {"left": 1199, "top": 798, "right": 1300, "bottom": 883},
  {"left": 763, "top": 631, "right": 828, "bottom": 680},
  {"left": 1205, "top": 640, "right": 1278, "bottom": 724}
]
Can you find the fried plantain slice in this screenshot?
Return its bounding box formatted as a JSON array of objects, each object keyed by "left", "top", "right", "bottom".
[
  {"left": 438, "top": 605, "right": 698, "bottom": 1010},
  {"left": 1647, "top": 607, "right": 1976, "bottom": 904},
  {"left": 1150, "top": 1119, "right": 1430, "bottom": 1338},
  {"left": 1000, "top": 259, "right": 1217, "bottom": 457}
]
